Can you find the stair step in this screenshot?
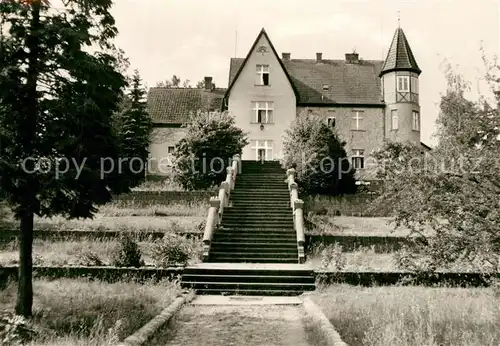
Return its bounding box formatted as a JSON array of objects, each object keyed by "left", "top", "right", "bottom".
[
  {"left": 225, "top": 206, "right": 292, "bottom": 211},
  {"left": 210, "top": 251, "right": 297, "bottom": 256},
  {"left": 217, "top": 228, "right": 295, "bottom": 233},
  {"left": 181, "top": 281, "right": 314, "bottom": 290},
  {"left": 181, "top": 274, "right": 313, "bottom": 283},
  {"left": 230, "top": 202, "right": 291, "bottom": 207},
  {"left": 210, "top": 249, "right": 297, "bottom": 255},
  {"left": 211, "top": 242, "right": 297, "bottom": 248},
  {"left": 222, "top": 218, "right": 293, "bottom": 222},
  {"left": 183, "top": 267, "right": 314, "bottom": 276},
  {"left": 216, "top": 229, "right": 295, "bottom": 234},
  {"left": 213, "top": 238, "right": 297, "bottom": 243},
  {"left": 191, "top": 289, "right": 306, "bottom": 296},
  {"left": 231, "top": 192, "right": 290, "bottom": 196},
  {"left": 235, "top": 182, "right": 286, "bottom": 185},
  {"left": 222, "top": 216, "right": 292, "bottom": 222},
  {"left": 210, "top": 248, "right": 298, "bottom": 254},
  {"left": 206, "top": 257, "right": 299, "bottom": 263},
  {"left": 223, "top": 210, "right": 292, "bottom": 216},
  {"left": 234, "top": 184, "right": 287, "bottom": 187},
  {"left": 221, "top": 223, "right": 294, "bottom": 228},
  {"left": 231, "top": 196, "right": 290, "bottom": 200}
]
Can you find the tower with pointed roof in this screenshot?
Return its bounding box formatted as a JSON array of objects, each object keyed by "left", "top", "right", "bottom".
[{"left": 380, "top": 27, "right": 422, "bottom": 144}]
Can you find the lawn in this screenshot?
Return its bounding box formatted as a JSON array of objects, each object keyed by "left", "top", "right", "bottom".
[
  {"left": 0, "top": 278, "right": 182, "bottom": 345},
  {"left": 0, "top": 201, "right": 206, "bottom": 233},
  {"left": 0, "top": 237, "right": 202, "bottom": 267},
  {"left": 309, "top": 284, "right": 500, "bottom": 346},
  {"left": 306, "top": 245, "right": 496, "bottom": 273},
  {"left": 310, "top": 216, "right": 437, "bottom": 237}
]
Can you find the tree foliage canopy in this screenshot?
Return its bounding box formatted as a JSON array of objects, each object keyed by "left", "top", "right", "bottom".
[
  {"left": 283, "top": 112, "right": 357, "bottom": 195},
  {"left": 372, "top": 60, "right": 500, "bottom": 273},
  {"left": 0, "top": 0, "right": 133, "bottom": 316},
  {"left": 112, "top": 69, "right": 152, "bottom": 188},
  {"left": 172, "top": 111, "right": 248, "bottom": 191}
]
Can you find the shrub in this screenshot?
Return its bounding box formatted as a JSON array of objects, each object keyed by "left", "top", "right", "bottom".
[
  {"left": 151, "top": 234, "right": 193, "bottom": 267},
  {"left": 75, "top": 251, "right": 104, "bottom": 267},
  {"left": 172, "top": 111, "right": 248, "bottom": 190},
  {"left": 0, "top": 310, "right": 37, "bottom": 345},
  {"left": 320, "top": 243, "right": 346, "bottom": 271},
  {"left": 110, "top": 235, "right": 144, "bottom": 268},
  {"left": 283, "top": 111, "right": 357, "bottom": 196}
]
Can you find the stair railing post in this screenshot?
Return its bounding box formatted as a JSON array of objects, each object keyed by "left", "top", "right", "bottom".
[
  {"left": 219, "top": 181, "right": 229, "bottom": 209},
  {"left": 231, "top": 154, "right": 240, "bottom": 188},
  {"left": 294, "top": 199, "right": 306, "bottom": 264},
  {"left": 286, "top": 168, "right": 296, "bottom": 209},
  {"left": 226, "top": 167, "right": 234, "bottom": 193},
  {"left": 202, "top": 197, "right": 220, "bottom": 262},
  {"left": 290, "top": 182, "right": 298, "bottom": 210}
]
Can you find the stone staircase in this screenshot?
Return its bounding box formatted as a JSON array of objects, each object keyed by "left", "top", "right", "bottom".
[
  {"left": 181, "top": 160, "right": 315, "bottom": 296},
  {"left": 209, "top": 161, "right": 297, "bottom": 263}
]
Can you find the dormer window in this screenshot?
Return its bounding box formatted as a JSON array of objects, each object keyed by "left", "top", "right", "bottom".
[{"left": 256, "top": 64, "right": 270, "bottom": 86}]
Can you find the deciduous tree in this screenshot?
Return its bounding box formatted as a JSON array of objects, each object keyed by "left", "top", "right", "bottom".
[
  {"left": 372, "top": 60, "right": 500, "bottom": 273},
  {"left": 172, "top": 111, "right": 248, "bottom": 190},
  {"left": 283, "top": 112, "right": 357, "bottom": 195}
]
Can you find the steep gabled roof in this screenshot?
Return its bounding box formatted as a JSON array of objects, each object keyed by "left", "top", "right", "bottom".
[
  {"left": 379, "top": 27, "right": 421, "bottom": 77},
  {"left": 147, "top": 88, "right": 226, "bottom": 124},
  {"left": 229, "top": 58, "right": 385, "bottom": 105},
  {"left": 224, "top": 28, "right": 299, "bottom": 101}
]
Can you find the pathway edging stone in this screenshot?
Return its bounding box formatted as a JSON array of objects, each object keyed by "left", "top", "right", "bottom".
[
  {"left": 116, "top": 290, "right": 195, "bottom": 346},
  {"left": 302, "top": 295, "right": 349, "bottom": 346}
]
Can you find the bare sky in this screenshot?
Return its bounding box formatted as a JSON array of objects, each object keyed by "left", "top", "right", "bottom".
[{"left": 111, "top": 0, "right": 499, "bottom": 146}]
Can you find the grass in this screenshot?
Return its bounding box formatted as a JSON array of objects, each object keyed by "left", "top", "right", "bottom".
[
  {"left": 98, "top": 200, "right": 208, "bottom": 217},
  {"left": 0, "top": 278, "right": 182, "bottom": 345},
  {"left": 310, "top": 284, "right": 500, "bottom": 346},
  {"left": 131, "top": 177, "right": 184, "bottom": 191},
  {"left": 306, "top": 244, "right": 497, "bottom": 272},
  {"left": 0, "top": 237, "right": 203, "bottom": 267},
  {"left": 308, "top": 216, "right": 436, "bottom": 237},
  {"left": 302, "top": 315, "right": 335, "bottom": 346},
  {"left": 0, "top": 200, "right": 206, "bottom": 233}
]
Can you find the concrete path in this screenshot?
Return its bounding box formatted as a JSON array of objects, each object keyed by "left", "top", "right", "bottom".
[{"left": 148, "top": 296, "right": 310, "bottom": 346}]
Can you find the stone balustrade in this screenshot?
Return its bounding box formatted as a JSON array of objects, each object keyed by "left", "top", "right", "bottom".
[
  {"left": 202, "top": 197, "right": 220, "bottom": 261},
  {"left": 286, "top": 168, "right": 306, "bottom": 264},
  {"left": 202, "top": 154, "right": 240, "bottom": 262}
]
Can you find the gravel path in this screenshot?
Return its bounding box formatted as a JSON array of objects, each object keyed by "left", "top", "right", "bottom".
[{"left": 148, "top": 304, "right": 310, "bottom": 346}]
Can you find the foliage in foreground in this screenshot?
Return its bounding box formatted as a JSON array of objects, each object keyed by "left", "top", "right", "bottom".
[
  {"left": 372, "top": 60, "right": 500, "bottom": 273},
  {"left": 283, "top": 112, "right": 357, "bottom": 196},
  {"left": 172, "top": 111, "right": 248, "bottom": 190}
]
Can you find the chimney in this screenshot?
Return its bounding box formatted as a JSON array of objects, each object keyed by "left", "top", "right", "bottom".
[
  {"left": 345, "top": 53, "right": 359, "bottom": 64},
  {"left": 282, "top": 52, "right": 291, "bottom": 61},
  {"left": 316, "top": 52, "right": 323, "bottom": 63},
  {"left": 204, "top": 76, "right": 213, "bottom": 90}
]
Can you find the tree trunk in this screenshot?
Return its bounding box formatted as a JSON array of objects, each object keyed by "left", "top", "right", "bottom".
[
  {"left": 15, "top": 1, "right": 41, "bottom": 318},
  {"left": 15, "top": 211, "right": 34, "bottom": 317}
]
